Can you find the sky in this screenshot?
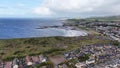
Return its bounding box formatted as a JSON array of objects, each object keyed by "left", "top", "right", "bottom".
[{"left": 0, "top": 0, "right": 120, "bottom": 18}]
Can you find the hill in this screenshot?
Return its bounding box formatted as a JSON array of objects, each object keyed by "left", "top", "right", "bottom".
[
  {"left": 0, "top": 35, "right": 111, "bottom": 61},
  {"left": 86, "top": 15, "right": 120, "bottom": 21}
]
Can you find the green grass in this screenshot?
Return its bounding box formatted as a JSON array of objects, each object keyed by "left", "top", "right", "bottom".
[
  {"left": 35, "top": 61, "right": 54, "bottom": 68},
  {"left": 0, "top": 35, "right": 111, "bottom": 61}
]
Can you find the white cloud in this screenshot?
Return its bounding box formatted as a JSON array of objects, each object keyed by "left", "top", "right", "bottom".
[
  {"left": 33, "top": 0, "right": 120, "bottom": 17},
  {"left": 45, "top": 0, "right": 104, "bottom": 12},
  {"left": 33, "top": 6, "right": 54, "bottom": 16}
]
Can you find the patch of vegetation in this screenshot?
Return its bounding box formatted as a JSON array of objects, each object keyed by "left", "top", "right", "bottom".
[
  {"left": 63, "top": 59, "right": 77, "bottom": 68},
  {"left": 78, "top": 54, "right": 90, "bottom": 62},
  {"left": 35, "top": 61, "right": 54, "bottom": 68},
  {"left": 43, "top": 48, "right": 65, "bottom": 54},
  {"left": 0, "top": 35, "right": 111, "bottom": 61},
  {"left": 112, "top": 41, "right": 120, "bottom": 46}
]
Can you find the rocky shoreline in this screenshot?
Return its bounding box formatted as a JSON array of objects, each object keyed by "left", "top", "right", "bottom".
[{"left": 36, "top": 25, "right": 77, "bottom": 30}]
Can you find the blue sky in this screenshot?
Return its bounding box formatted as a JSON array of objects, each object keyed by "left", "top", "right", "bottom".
[
  {"left": 0, "top": 0, "right": 120, "bottom": 18},
  {"left": 0, "top": 0, "right": 43, "bottom": 18}
]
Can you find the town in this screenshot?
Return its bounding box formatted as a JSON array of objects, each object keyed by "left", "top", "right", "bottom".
[
  {"left": 67, "top": 19, "right": 120, "bottom": 42},
  {"left": 0, "top": 0, "right": 120, "bottom": 67},
  {"left": 0, "top": 43, "right": 120, "bottom": 68},
  {"left": 76, "top": 20, "right": 120, "bottom": 42},
  {"left": 0, "top": 17, "right": 120, "bottom": 68}
]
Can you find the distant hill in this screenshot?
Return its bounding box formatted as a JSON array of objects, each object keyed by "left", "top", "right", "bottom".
[
  {"left": 65, "top": 15, "right": 120, "bottom": 26},
  {"left": 86, "top": 15, "right": 120, "bottom": 21}
]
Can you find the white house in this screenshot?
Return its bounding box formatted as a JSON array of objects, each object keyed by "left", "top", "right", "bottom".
[
  {"left": 75, "top": 62, "right": 86, "bottom": 68},
  {"left": 86, "top": 59, "right": 95, "bottom": 64}
]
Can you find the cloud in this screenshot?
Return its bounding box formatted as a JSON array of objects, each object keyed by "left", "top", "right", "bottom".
[
  {"left": 33, "top": 6, "right": 54, "bottom": 16},
  {"left": 1, "top": 0, "right": 120, "bottom": 17},
  {"left": 45, "top": 0, "right": 104, "bottom": 13},
  {"left": 33, "top": 0, "right": 120, "bottom": 17}
]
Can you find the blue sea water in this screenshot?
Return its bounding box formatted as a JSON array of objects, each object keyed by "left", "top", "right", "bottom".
[{"left": 0, "top": 18, "right": 87, "bottom": 39}]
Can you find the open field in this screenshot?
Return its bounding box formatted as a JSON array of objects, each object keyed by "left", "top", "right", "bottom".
[{"left": 0, "top": 35, "right": 112, "bottom": 61}]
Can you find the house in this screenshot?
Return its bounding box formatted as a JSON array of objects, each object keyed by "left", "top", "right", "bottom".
[
  {"left": 76, "top": 52, "right": 86, "bottom": 58},
  {"left": 31, "top": 56, "right": 40, "bottom": 64},
  {"left": 26, "top": 56, "right": 33, "bottom": 66},
  {"left": 86, "top": 59, "right": 95, "bottom": 65},
  {"left": 18, "top": 58, "right": 26, "bottom": 67},
  {"left": 64, "top": 52, "right": 73, "bottom": 60},
  {"left": 50, "top": 55, "right": 66, "bottom": 68},
  {"left": 12, "top": 58, "right": 19, "bottom": 67},
  {"left": 75, "top": 62, "right": 86, "bottom": 68},
  {"left": 0, "top": 60, "right": 4, "bottom": 68},
  {"left": 13, "top": 65, "right": 19, "bottom": 68},
  {"left": 4, "top": 61, "right": 12, "bottom": 68},
  {"left": 89, "top": 54, "right": 95, "bottom": 60},
  {"left": 39, "top": 55, "right": 47, "bottom": 63}
]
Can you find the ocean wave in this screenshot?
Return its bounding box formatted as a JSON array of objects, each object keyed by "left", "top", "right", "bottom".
[{"left": 62, "top": 29, "right": 88, "bottom": 37}]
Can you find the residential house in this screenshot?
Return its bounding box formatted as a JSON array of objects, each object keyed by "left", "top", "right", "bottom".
[
  {"left": 26, "top": 56, "right": 33, "bottom": 66},
  {"left": 75, "top": 62, "right": 86, "bottom": 68}
]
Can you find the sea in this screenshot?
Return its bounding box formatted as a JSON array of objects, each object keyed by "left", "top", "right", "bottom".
[{"left": 0, "top": 18, "right": 87, "bottom": 39}]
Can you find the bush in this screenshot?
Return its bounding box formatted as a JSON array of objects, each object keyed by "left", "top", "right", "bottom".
[
  {"left": 36, "top": 61, "right": 53, "bottom": 67},
  {"left": 2, "top": 56, "right": 15, "bottom": 61},
  {"left": 43, "top": 48, "right": 65, "bottom": 54},
  {"left": 112, "top": 41, "right": 120, "bottom": 46},
  {"left": 78, "top": 54, "right": 90, "bottom": 62}
]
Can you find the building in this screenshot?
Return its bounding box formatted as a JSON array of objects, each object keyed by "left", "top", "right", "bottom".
[
  {"left": 75, "top": 62, "right": 86, "bottom": 68},
  {"left": 26, "top": 56, "right": 33, "bottom": 66},
  {"left": 86, "top": 59, "right": 95, "bottom": 65}
]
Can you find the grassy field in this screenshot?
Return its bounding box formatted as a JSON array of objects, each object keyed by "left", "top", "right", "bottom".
[{"left": 0, "top": 35, "right": 111, "bottom": 61}]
